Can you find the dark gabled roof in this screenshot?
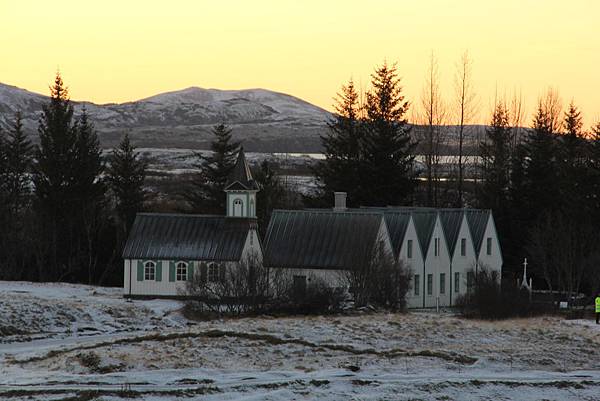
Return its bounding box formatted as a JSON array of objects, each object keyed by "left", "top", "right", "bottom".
[
  {"left": 439, "top": 210, "right": 465, "bottom": 257},
  {"left": 123, "top": 213, "right": 256, "bottom": 261},
  {"left": 381, "top": 212, "right": 411, "bottom": 259},
  {"left": 225, "top": 148, "right": 258, "bottom": 191},
  {"left": 411, "top": 211, "right": 437, "bottom": 257},
  {"left": 465, "top": 209, "right": 490, "bottom": 255},
  {"left": 263, "top": 210, "right": 384, "bottom": 270},
  {"left": 346, "top": 208, "right": 410, "bottom": 259}
]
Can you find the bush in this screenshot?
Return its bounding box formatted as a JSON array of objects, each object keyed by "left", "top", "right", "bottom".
[{"left": 456, "top": 267, "right": 534, "bottom": 319}]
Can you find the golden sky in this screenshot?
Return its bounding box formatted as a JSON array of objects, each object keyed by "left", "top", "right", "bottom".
[{"left": 1, "top": 0, "right": 599, "bottom": 126}]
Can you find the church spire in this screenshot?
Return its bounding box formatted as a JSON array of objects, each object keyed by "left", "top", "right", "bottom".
[{"left": 224, "top": 148, "right": 259, "bottom": 218}]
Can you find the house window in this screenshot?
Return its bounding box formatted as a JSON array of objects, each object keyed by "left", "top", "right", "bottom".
[
  {"left": 454, "top": 272, "right": 460, "bottom": 293},
  {"left": 208, "top": 263, "right": 220, "bottom": 283},
  {"left": 460, "top": 238, "right": 466, "bottom": 256},
  {"left": 176, "top": 262, "right": 188, "bottom": 281},
  {"left": 414, "top": 274, "right": 420, "bottom": 296},
  {"left": 233, "top": 199, "right": 243, "bottom": 217},
  {"left": 486, "top": 237, "right": 492, "bottom": 255},
  {"left": 407, "top": 240, "right": 413, "bottom": 259},
  {"left": 427, "top": 274, "right": 433, "bottom": 295},
  {"left": 440, "top": 273, "right": 446, "bottom": 294},
  {"left": 434, "top": 238, "right": 440, "bottom": 257},
  {"left": 144, "top": 261, "right": 156, "bottom": 281},
  {"left": 467, "top": 271, "right": 475, "bottom": 293}
]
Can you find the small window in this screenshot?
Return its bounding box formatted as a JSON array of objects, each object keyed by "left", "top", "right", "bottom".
[
  {"left": 440, "top": 273, "right": 446, "bottom": 294},
  {"left": 454, "top": 272, "right": 460, "bottom": 293},
  {"left": 144, "top": 261, "right": 156, "bottom": 281},
  {"left": 427, "top": 274, "right": 433, "bottom": 295},
  {"left": 208, "top": 263, "right": 220, "bottom": 283},
  {"left": 414, "top": 274, "right": 420, "bottom": 296},
  {"left": 176, "top": 262, "right": 188, "bottom": 281},
  {"left": 407, "top": 240, "right": 413, "bottom": 259},
  {"left": 467, "top": 271, "right": 475, "bottom": 293},
  {"left": 233, "top": 198, "right": 244, "bottom": 217},
  {"left": 486, "top": 237, "right": 492, "bottom": 255},
  {"left": 460, "top": 238, "right": 466, "bottom": 256},
  {"left": 434, "top": 238, "right": 440, "bottom": 257}
]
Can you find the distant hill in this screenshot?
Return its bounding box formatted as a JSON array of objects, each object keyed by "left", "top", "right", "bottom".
[
  {"left": 0, "top": 83, "right": 331, "bottom": 152},
  {"left": 0, "top": 82, "right": 502, "bottom": 153}
]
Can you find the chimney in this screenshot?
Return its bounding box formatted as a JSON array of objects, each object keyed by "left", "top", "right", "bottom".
[{"left": 334, "top": 192, "right": 347, "bottom": 211}]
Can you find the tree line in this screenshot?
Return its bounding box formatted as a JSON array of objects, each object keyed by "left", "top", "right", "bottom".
[
  {"left": 0, "top": 74, "right": 146, "bottom": 285},
  {"left": 314, "top": 58, "right": 600, "bottom": 299}
]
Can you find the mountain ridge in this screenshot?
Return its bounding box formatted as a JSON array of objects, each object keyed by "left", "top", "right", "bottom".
[{"left": 0, "top": 83, "right": 331, "bottom": 152}]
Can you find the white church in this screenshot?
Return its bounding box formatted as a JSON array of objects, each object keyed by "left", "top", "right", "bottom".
[{"left": 123, "top": 150, "right": 502, "bottom": 308}]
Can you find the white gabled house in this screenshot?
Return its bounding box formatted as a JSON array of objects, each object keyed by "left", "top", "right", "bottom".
[
  {"left": 122, "top": 149, "right": 262, "bottom": 298},
  {"left": 465, "top": 209, "right": 503, "bottom": 278}
]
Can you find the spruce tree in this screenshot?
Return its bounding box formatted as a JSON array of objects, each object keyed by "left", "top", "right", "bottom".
[
  {"left": 313, "top": 78, "right": 364, "bottom": 206},
  {"left": 73, "top": 108, "right": 104, "bottom": 205},
  {"left": 521, "top": 102, "right": 561, "bottom": 221},
  {"left": 33, "top": 73, "right": 79, "bottom": 280},
  {"left": 361, "top": 61, "right": 416, "bottom": 206},
  {"left": 479, "top": 101, "right": 511, "bottom": 213},
  {"left": 107, "top": 133, "right": 147, "bottom": 232},
  {"left": 3, "top": 112, "right": 34, "bottom": 214},
  {"left": 254, "top": 160, "right": 285, "bottom": 237},
  {"left": 33, "top": 73, "right": 106, "bottom": 282},
  {"left": 559, "top": 101, "right": 587, "bottom": 216},
  {"left": 187, "top": 123, "right": 240, "bottom": 213}
]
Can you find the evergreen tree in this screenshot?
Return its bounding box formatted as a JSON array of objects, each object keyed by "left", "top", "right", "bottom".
[
  {"left": 361, "top": 61, "right": 416, "bottom": 206},
  {"left": 313, "top": 78, "right": 364, "bottom": 206},
  {"left": 521, "top": 101, "right": 561, "bottom": 221},
  {"left": 73, "top": 108, "right": 104, "bottom": 206},
  {"left": 2, "top": 112, "right": 34, "bottom": 214},
  {"left": 254, "top": 160, "right": 285, "bottom": 237},
  {"left": 107, "top": 133, "right": 147, "bottom": 232},
  {"left": 559, "top": 101, "right": 587, "bottom": 216},
  {"left": 33, "top": 73, "right": 106, "bottom": 282},
  {"left": 187, "top": 123, "right": 240, "bottom": 213},
  {"left": 33, "top": 73, "right": 79, "bottom": 280},
  {"left": 479, "top": 101, "right": 511, "bottom": 214}
]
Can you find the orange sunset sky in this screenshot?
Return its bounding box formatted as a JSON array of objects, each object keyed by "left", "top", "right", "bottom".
[{"left": 1, "top": 0, "right": 599, "bottom": 127}]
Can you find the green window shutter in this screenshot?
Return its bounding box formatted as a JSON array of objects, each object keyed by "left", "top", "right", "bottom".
[
  {"left": 137, "top": 261, "right": 144, "bottom": 281},
  {"left": 187, "top": 261, "right": 194, "bottom": 281},
  {"left": 169, "top": 261, "right": 175, "bottom": 282},
  {"left": 156, "top": 261, "right": 163, "bottom": 282},
  {"left": 200, "top": 262, "right": 207, "bottom": 283}
]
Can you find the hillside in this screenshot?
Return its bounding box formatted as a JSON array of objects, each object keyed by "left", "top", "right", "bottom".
[
  {"left": 0, "top": 83, "right": 331, "bottom": 152},
  {"left": 1, "top": 281, "right": 600, "bottom": 400}
]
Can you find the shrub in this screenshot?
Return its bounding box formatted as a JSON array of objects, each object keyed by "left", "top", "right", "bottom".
[{"left": 456, "top": 266, "right": 533, "bottom": 319}]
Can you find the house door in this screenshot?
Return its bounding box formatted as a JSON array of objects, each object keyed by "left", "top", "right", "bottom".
[{"left": 293, "top": 275, "right": 307, "bottom": 300}]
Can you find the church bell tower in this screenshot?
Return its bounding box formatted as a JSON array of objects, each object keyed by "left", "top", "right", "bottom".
[{"left": 224, "top": 148, "right": 259, "bottom": 218}]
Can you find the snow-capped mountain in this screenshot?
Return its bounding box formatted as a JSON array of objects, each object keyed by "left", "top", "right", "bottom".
[{"left": 0, "top": 83, "right": 331, "bottom": 152}]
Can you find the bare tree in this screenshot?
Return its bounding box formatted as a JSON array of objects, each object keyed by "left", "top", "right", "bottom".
[
  {"left": 526, "top": 211, "right": 593, "bottom": 301},
  {"left": 417, "top": 52, "right": 447, "bottom": 207},
  {"left": 453, "top": 51, "right": 478, "bottom": 206},
  {"left": 185, "top": 252, "right": 269, "bottom": 316},
  {"left": 344, "top": 241, "right": 411, "bottom": 310}
]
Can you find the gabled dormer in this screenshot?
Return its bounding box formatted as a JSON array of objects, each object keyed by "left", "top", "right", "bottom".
[{"left": 224, "top": 148, "right": 259, "bottom": 218}]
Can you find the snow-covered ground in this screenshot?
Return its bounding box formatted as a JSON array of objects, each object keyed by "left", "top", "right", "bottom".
[{"left": 1, "top": 281, "right": 600, "bottom": 400}]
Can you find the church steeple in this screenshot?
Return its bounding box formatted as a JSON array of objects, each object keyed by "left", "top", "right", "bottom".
[{"left": 224, "top": 148, "right": 258, "bottom": 218}]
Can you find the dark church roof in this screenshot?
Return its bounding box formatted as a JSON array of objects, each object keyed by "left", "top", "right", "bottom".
[
  {"left": 263, "top": 210, "right": 384, "bottom": 270},
  {"left": 123, "top": 213, "right": 256, "bottom": 261},
  {"left": 225, "top": 148, "right": 258, "bottom": 191}
]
